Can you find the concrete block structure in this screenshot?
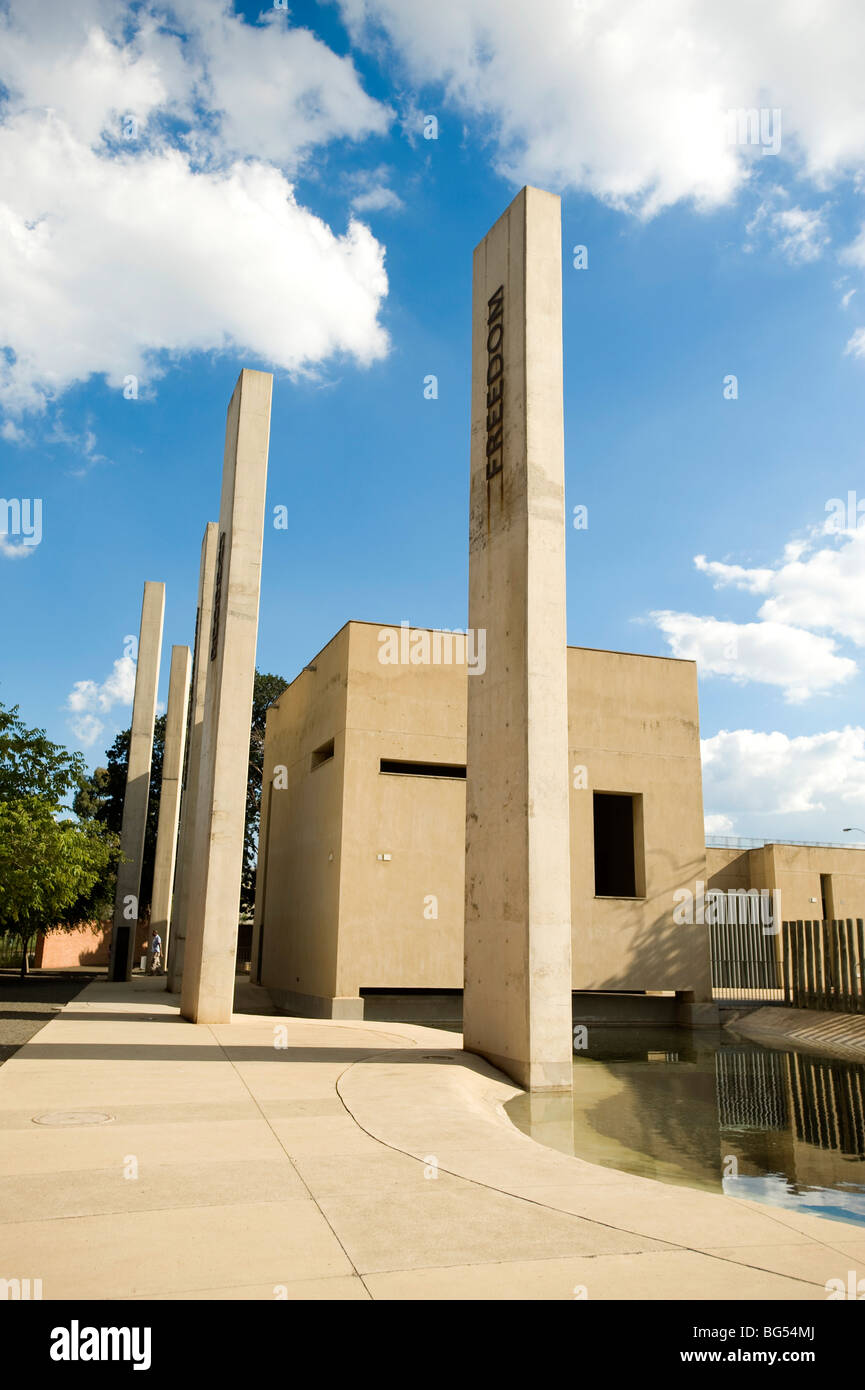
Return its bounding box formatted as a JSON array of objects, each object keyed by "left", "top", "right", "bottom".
[
  {"left": 252, "top": 622, "right": 713, "bottom": 1018},
  {"left": 707, "top": 842, "right": 865, "bottom": 924}
]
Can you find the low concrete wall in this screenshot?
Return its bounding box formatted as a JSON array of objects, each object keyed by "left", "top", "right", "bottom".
[
  {"left": 267, "top": 985, "right": 722, "bottom": 1030},
  {"left": 726, "top": 1005, "right": 865, "bottom": 1061}
]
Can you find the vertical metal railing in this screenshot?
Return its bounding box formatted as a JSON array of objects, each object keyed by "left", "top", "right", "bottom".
[
  {"left": 781, "top": 919, "right": 865, "bottom": 1014},
  {"left": 709, "top": 891, "right": 783, "bottom": 1001}
]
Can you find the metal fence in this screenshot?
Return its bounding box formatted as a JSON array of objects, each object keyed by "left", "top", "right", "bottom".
[
  {"left": 709, "top": 890, "right": 783, "bottom": 1001},
  {"left": 782, "top": 919, "right": 865, "bottom": 1014},
  {"left": 710, "top": 909, "right": 865, "bottom": 1011}
]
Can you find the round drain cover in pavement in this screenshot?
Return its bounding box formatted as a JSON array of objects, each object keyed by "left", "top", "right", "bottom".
[{"left": 32, "top": 1111, "right": 114, "bottom": 1127}]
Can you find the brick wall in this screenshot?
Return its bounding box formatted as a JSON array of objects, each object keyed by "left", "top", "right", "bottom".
[{"left": 36, "top": 922, "right": 113, "bottom": 968}]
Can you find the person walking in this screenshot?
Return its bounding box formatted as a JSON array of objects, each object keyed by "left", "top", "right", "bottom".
[{"left": 150, "top": 931, "right": 163, "bottom": 974}]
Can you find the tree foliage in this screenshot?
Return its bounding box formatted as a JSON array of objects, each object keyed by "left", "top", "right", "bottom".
[
  {"left": 71, "top": 671, "right": 288, "bottom": 919},
  {"left": 0, "top": 703, "right": 86, "bottom": 806},
  {"left": 243, "top": 671, "right": 289, "bottom": 907},
  {"left": 77, "top": 715, "right": 166, "bottom": 916},
  {"left": 0, "top": 702, "right": 120, "bottom": 974}
]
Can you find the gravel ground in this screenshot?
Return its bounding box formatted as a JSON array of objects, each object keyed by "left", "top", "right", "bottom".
[{"left": 0, "top": 972, "right": 96, "bottom": 1065}]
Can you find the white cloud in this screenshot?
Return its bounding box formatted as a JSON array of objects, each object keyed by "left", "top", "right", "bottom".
[
  {"left": 652, "top": 521, "right": 865, "bottom": 700},
  {"left": 340, "top": 0, "right": 865, "bottom": 217},
  {"left": 695, "top": 525, "right": 865, "bottom": 648},
  {"left": 702, "top": 727, "right": 865, "bottom": 831},
  {"left": 845, "top": 326, "right": 865, "bottom": 359},
  {"left": 66, "top": 653, "right": 137, "bottom": 747},
  {"left": 704, "top": 812, "right": 734, "bottom": 836},
  {"left": 651, "top": 611, "right": 855, "bottom": 703},
  {"left": 0, "top": 123, "right": 390, "bottom": 412},
  {"left": 182, "top": 3, "right": 390, "bottom": 169},
  {"left": 0, "top": 1, "right": 392, "bottom": 414},
  {"left": 68, "top": 713, "right": 106, "bottom": 748},
  {"left": 344, "top": 163, "right": 405, "bottom": 214},
  {"left": 0, "top": 533, "right": 36, "bottom": 560},
  {"left": 351, "top": 186, "right": 404, "bottom": 214},
  {"left": 746, "top": 196, "right": 830, "bottom": 263}
]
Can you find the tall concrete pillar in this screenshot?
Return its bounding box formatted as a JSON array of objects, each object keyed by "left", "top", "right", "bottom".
[
  {"left": 108, "top": 581, "right": 165, "bottom": 982},
  {"left": 181, "top": 369, "right": 272, "bottom": 1023},
  {"left": 147, "top": 644, "right": 191, "bottom": 973},
  {"left": 166, "top": 523, "right": 218, "bottom": 994},
  {"left": 463, "top": 187, "right": 574, "bottom": 1091}
]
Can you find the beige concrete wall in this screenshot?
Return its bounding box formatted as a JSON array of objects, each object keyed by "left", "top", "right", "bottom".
[
  {"left": 256, "top": 625, "right": 714, "bottom": 1007},
  {"left": 764, "top": 845, "right": 865, "bottom": 922},
  {"left": 707, "top": 843, "right": 865, "bottom": 922},
  {"left": 253, "top": 624, "right": 350, "bottom": 1014},
  {"left": 336, "top": 622, "right": 467, "bottom": 996},
  {"left": 705, "top": 846, "right": 751, "bottom": 890},
  {"left": 568, "top": 648, "right": 711, "bottom": 998}
]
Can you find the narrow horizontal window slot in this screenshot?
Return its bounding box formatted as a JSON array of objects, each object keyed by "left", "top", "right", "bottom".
[{"left": 379, "top": 759, "right": 466, "bottom": 779}]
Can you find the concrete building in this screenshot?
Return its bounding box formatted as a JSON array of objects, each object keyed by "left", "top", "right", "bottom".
[
  {"left": 252, "top": 620, "right": 713, "bottom": 1019},
  {"left": 707, "top": 841, "right": 865, "bottom": 923}
]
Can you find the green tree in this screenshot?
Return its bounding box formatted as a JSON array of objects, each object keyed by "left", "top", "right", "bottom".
[
  {"left": 0, "top": 798, "right": 118, "bottom": 976},
  {"left": 87, "top": 672, "right": 288, "bottom": 919},
  {"left": 0, "top": 703, "right": 87, "bottom": 805},
  {"left": 72, "top": 765, "right": 110, "bottom": 821},
  {"left": 82, "top": 715, "right": 166, "bottom": 917},
  {"left": 243, "top": 671, "right": 289, "bottom": 908},
  {"left": 0, "top": 700, "right": 121, "bottom": 974}
]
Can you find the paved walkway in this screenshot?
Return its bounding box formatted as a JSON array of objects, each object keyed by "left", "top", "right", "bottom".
[
  {"left": 1, "top": 978, "right": 862, "bottom": 1300},
  {"left": 0, "top": 972, "right": 95, "bottom": 1065}
]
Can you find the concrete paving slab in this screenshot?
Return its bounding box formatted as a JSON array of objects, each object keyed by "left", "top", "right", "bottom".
[
  {"left": 144, "top": 1276, "right": 371, "bottom": 1300},
  {"left": 703, "top": 1241, "right": 858, "bottom": 1286},
  {"left": 288, "top": 1149, "right": 457, "bottom": 1195},
  {"left": 363, "top": 1250, "right": 823, "bottom": 1301},
  {"left": 268, "top": 1115, "right": 391, "bottom": 1157},
  {"left": 0, "top": 1116, "right": 287, "bottom": 1177},
  {"left": 314, "top": 1183, "right": 672, "bottom": 1274},
  {"left": 0, "top": 980, "right": 858, "bottom": 1301},
  {"left": 0, "top": 1158, "right": 306, "bottom": 1222},
  {"left": 1, "top": 1200, "right": 353, "bottom": 1299},
  {"left": 506, "top": 1184, "right": 829, "bottom": 1249}
]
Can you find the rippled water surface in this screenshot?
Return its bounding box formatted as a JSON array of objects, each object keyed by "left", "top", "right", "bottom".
[{"left": 505, "top": 1027, "right": 865, "bottom": 1226}]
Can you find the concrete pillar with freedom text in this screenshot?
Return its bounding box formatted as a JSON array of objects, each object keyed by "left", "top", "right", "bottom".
[{"left": 463, "top": 186, "right": 574, "bottom": 1092}]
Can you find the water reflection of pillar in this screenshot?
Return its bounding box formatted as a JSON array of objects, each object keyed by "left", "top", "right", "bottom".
[{"left": 523, "top": 1091, "right": 576, "bottom": 1157}]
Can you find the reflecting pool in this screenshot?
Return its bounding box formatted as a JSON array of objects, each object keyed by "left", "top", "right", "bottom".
[{"left": 505, "top": 1027, "right": 865, "bottom": 1226}]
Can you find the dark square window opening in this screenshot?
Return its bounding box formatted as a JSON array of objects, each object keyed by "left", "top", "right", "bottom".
[
  {"left": 593, "top": 792, "right": 643, "bottom": 898},
  {"left": 310, "top": 738, "right": 334, "bottom": 770}
]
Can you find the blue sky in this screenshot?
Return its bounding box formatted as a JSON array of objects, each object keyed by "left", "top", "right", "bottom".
[{"left": 2, "top": 0, "right": 864, "bottom": 841}]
